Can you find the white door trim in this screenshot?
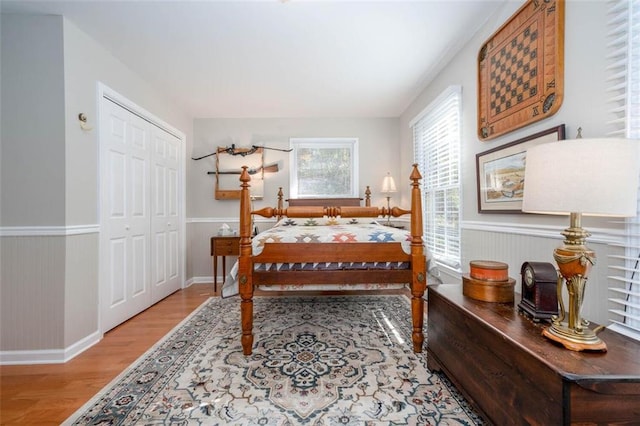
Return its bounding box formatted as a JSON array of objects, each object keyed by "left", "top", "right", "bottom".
[{"left": 97, "top": 82, "right": 186, "bottom": 334}]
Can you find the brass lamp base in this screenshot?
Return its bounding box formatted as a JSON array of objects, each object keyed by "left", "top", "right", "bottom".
[
  {"left": 543, "top": 212, "right": 607, "bottom": 353},
  {"left": 542, "top": 323, "right": 607, "bottom": 352}
]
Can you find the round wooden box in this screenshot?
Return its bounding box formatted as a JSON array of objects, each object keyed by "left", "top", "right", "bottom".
[
  {"left": 469, "top": 260, "right": 509, "bottom": 282},
  {"left": 462, "top": 274, "right": 515, "bottom": 303}
]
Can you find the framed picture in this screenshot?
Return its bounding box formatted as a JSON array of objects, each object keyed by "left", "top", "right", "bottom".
[
  {"left": 477, "top": 0, "right": 564, "bottom": 140},
  {"left": 476, "top": 124, "right": 565, "bottom": 213}
]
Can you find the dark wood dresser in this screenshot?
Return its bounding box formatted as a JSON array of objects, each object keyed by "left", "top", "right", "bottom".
[{"left": 427, "top": 284, "right": 640, "bottom": 425}]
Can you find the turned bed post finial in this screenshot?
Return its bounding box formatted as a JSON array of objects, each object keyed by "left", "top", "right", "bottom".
[
  {"left": 410, "top": 162, "right": 422, "bottom": 182},
  {"left": 410, "top": 163, "right": 423, "bottom": 243},
  {"left": 239, "top": 167, "right": 252, "bottom": 241},
  {"left": 277, "top": 187, "right": 284, "bottom": 221}
]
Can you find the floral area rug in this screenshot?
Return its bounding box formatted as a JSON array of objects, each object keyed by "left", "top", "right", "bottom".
[{"left": 64, "top": 295, "right": 485, "bottom": 425}]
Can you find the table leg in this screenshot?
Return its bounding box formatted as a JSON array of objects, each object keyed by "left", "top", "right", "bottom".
[{"left": 213, "top": 254, "right": 218, "bottom": 292}]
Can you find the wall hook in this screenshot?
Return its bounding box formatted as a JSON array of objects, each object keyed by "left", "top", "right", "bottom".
[{"left": 78, "top": 113, "right": 93, "bottom": 131}]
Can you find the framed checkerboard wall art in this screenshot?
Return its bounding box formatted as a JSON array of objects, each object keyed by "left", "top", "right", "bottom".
[
  {"left": 478, "top": 0, "right": 565, "bottom": 141},
  {"left": 476, "top": 124, "right": 565, "bottom": 213}
]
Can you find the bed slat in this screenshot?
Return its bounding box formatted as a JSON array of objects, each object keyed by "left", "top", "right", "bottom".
[{"left": 253, "top": 270, "right": 412, "bottom": 285}]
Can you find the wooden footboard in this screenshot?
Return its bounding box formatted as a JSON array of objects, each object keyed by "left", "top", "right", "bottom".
[{"left": 237, "top": 164, "right": 425, "bottom": 355}]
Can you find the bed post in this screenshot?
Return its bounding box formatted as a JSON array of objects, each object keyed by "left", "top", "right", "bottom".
[
  {"left": 410, "top": 163, "right": 426, "bottom": 352},
  {"left": 277, "top": 187, "right": 284, "bottom": 221},
  {"left": 239, "top": 167, "right": 254, "bottom": 355}
]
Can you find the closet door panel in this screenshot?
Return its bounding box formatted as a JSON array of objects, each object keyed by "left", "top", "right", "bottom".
[
  {"left": 150, "top": 130, "right": 181, "bottom": 303},
  {"left": 100, "top": 100, "right": 151, "bottom": 332},
  {"left": 100, "top": 91, "right": 183, "bottom": 332}
]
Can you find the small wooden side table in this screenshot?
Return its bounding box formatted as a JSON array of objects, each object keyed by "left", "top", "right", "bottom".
[{"left": 210, "top": 235, "right": 240, "bottom": 292}]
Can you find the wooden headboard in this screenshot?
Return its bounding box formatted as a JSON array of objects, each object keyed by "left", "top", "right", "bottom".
[
  {"left": 266, "top": 186, "right": 373, "bottom": 220},
  {"left": 248, "top": 171, "right": 414, "bottom": 226},
  {"left": 286, "top": 198, "right": 362, "bottom": 207}
]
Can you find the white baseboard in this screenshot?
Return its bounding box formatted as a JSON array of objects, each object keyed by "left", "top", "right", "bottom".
[
  {"left": 0, "top": 330, "right": 102, "bottom": 365},
  {"left": 185, "top": 276, "right": 214, "bottom": 286}
]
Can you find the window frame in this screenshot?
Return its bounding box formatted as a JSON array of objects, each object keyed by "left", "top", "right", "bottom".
[
  {"left": 411, "top": 85, "right": 462, "bottom": 270},
  {"left": 289, "top": 137, "right": 359, "bottom": 199},
  {"left": 607, "top": 0, "right": 640, "bottom": 341}
]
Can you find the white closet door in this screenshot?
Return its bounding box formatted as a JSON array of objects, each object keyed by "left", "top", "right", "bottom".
[
  {"left": 150, "top": 129, "right": 181, "bottom": 303},
  {"left": 100, "top": 99, "right": 152, "bottom": 332}
]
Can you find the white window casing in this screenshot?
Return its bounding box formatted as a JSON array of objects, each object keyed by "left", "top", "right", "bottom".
[
  {"left": 412, "top": 85, "right": 462, "bottom": 270},
  {"left": 607, "top": 0, "right": 640, "bottom": 341}
]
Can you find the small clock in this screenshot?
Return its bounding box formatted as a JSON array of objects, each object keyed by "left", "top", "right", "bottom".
[{"left": 517, "top": 261, "right": 559, "bottom": 322}]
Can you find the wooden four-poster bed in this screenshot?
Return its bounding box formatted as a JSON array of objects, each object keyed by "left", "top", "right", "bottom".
[{"left": 235, "top": 164, "right": 427, "bottom": 355}]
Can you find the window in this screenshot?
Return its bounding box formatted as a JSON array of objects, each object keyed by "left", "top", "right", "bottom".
[
  {"left": 411, "top": 86, "right": 462, "bottom": 269},
  {"left": 289, "top": 138, "right": 359, "bottom": 198},
  {"left": 607, "top": 0, "right": 640, "bottom": 341}
]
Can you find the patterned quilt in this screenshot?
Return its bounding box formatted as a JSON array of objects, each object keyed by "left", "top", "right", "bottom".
[
  {"left": 253, "top": 217, "right": 412, "bottom": 255},
  {"left": 221, "top": 218, "right": 435, "bottom": 298}
]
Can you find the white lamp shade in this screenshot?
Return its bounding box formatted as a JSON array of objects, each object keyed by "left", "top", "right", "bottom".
[
  {"left": 522, "top": 138, "right": 640, "bottom": 217},
  {"left": 382, "top": 173, "right": 397, "bottom": 194}
]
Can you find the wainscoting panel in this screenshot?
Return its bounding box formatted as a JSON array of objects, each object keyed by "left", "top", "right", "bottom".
[
  {"left": 1, "top": 231, "right": 102, "bottom": 364},
  {"left": 1, "top": 235, "right": 66, "bottom": 350},
  {"left": 64, "top": 233, "right": 99, "bottom": 347},
  {"left": 462, "top": 227, "right": 622, "bottom": 326}
]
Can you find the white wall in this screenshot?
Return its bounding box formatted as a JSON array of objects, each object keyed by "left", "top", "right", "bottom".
[
  {"left": 399, "top": 0, "right": 620, "bottom": 325},
  {"left": 187, "top": 117, "right": 400, "bottom": 280},
  {"left": 1, "top": 14, "right": 66, "bottom": 227},
  {"left": 63, "top": 17, "right": 193, "bottom": 226},
  {"left": 1, "top": 14, "right": 192, "bottom": 362},
  {"left": 190, "top": 117, "right": 401, "bottom": 217}
]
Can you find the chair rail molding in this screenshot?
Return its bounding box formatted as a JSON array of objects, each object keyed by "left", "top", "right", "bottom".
[
  {"left": 0, "top": 225, "right": 100, "bottom": 237},
  {"left": 462, "top": 220, "right": 628, "bottom": 246}
]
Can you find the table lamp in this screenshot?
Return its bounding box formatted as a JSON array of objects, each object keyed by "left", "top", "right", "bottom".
[
  {"left": 381, "top": 172, "right": 397, "bottom": 225},
  {"left": 522, "top": 138, "right": 640, "bottom": 351}
]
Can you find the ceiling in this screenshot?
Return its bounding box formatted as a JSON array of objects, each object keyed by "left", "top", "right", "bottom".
[{"left": 1, "top": 0, "right": 507, "bottom": 118}]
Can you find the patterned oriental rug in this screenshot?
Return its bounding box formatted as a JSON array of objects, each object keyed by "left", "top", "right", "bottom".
[{"left": 64, "top": 295, "right": 485, "bottom": 425}]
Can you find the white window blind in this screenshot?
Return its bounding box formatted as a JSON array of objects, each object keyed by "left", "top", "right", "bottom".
[
  {"left": 607, "top": 0, "right": 640, "bottom": 341},
  {"left": 411, "top": 85, "right": 462, "bottom": 269}
]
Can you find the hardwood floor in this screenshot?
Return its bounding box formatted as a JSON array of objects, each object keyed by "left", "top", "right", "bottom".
[
  {"left": 0, "top": 284, "right": 215, "bottom": 425},
  {"left": 0, "top": 284, "right": 410, "bottom": 425}
]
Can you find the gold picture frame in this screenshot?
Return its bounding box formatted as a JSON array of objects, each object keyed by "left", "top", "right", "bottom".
[
  {"left": 478, "top": 0, "right": 564, "bottom": 141},
  {"left": 476, "top": 124, "right": 565, "bottom": 213}
]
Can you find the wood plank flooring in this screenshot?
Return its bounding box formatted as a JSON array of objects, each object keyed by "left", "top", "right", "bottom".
[
  {"left": 0, "top": 284, "right": 409, "bottom": 425},
  {"left": 0, "top": 284, "right": 215, "bottom": 425}
]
